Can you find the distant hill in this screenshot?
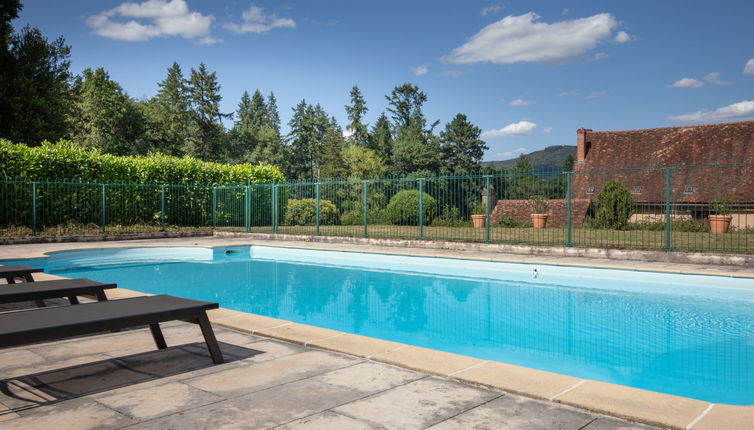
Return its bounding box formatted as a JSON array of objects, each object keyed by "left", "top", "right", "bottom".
[{"left": 482, "top": 145, "right": 576, "bottom": 171}]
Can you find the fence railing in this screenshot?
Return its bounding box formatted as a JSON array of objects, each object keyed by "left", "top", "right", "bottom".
[{"left": 2, "top": 163, "right": 753, "bottom": 253}]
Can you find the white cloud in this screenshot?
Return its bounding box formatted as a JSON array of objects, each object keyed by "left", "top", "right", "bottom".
[
  {"left": 413, "top": 65, "right": 428, "bottom": 76},
  {"left": 509, "top": 98, "right": 532, "bottom": 106},
  {"left": 86, "top": 0, "right": 217, "bottom": 43},
  {"left": 703, "top": 72, "right": 730, "bottom": 86},
  {"left": 744, "top": 59, "right": 754, "bottom": 75},
  {"left": 613, "top": 30, "right": 632, "bottom": 43},
  {"left": 444, "top": 12, "right": 619, "bottom": 66},
  {"left": 543, "top": 127, "right": 553, "bottom": 133},
  {"left": 223, "top": 5, "right": 295, "bottom": 34},
  {"left": 669, "top": 100, "right": 754, "bottom": 123},
  {"left": 670, "top": 77, "right": 704, "bottom": 88},
  {"left": 559, "top": 90, "right": 607, "bottom": 100},
  {"left": 481, "top": 4, "right": 503, "bottom": 16},
  {"left": 482, "top": 121, "right": 537, "bottom": 139},
  {"left": 494, "top": 147, "right": 527, "bottom": 158}
]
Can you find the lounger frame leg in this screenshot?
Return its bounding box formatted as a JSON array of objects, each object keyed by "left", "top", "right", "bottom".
[
  {"left": 150, "top": 323, "right": 168, "bottom": 349},
  {"left": 197, "top": 313, "right": 224, "bottom": 364},
  {"left": 6, "top": 275, "right": 46, "bottom": 308},
  {"left": 67, "top": 296, "right": 80, "bottom": 305}
]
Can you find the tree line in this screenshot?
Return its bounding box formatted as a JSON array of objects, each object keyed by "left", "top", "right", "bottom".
[{"left": 0, "top": 0, "right": 491, "bottom": 181}]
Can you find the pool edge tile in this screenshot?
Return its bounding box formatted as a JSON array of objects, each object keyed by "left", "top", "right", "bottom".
[
  {"left": 254, "top": 323, "right": 344, "bottom": 345},
  {"left": 554, "top": 379, "right": 709, "bottom": 429},
  {"left": 211, "top": 312, "right": 290, "bottom": 333},
  {"left": 370, "top": 345, "right": 483, "bottom": 377},
  {"left": 307, "top": 333, "right": 405, "bottom": 358},
  {"left": 692, "top": 404, "right": 754, "bottom": 430},
  {"left": 451, "top": 360, "right": 582, "bottom": 401}
]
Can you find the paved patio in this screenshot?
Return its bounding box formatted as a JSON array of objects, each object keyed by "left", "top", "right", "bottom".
[{"left": 0, "top": 303, "right": 659, "bottom": 430}]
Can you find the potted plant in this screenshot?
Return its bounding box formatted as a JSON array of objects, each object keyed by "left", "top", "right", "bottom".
[
  {"left": 530, "top": 195, "right": 549, "bottom": 228},
  {"left": 709, "top": 196, "right": 734, "bottom": 234},
  {"left": 471, "top": 203, "right": 486, "bottom": 228}
]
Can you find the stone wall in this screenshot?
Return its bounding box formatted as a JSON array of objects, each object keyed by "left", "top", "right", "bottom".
[{"left": 490, "top": 199, "right": 592, "bottom": 227}]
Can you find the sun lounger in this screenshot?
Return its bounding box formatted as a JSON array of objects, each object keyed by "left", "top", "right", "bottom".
[
  {"left": 1, "top": 265, "right": 46, "bottom": 307},
  {"left": 0, "top": 295, "right": 225, "bottom": 364},
  {"left": 0, "top": 265, "right": 44, "bottom": 283},
  {"left": 0, "top": 278, "right": 116, "bottom": 307}
]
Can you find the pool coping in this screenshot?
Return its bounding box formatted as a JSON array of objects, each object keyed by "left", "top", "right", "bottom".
[{"left": 6, "top": 240, "right": 754, "bottom": 429}]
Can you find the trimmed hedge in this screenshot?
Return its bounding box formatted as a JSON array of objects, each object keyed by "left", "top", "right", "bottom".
[
  {"left": 284, "top": 198, "right": 339, "bottom": 226},
  {"left": 594, "top": 179, "right": 634, "bottom": 230},
  {"left": 386, "top": 189, "right": 436, "bottom": 225},
  {"left": 0, "top": 139, "right": 284, "bottom": 184}
]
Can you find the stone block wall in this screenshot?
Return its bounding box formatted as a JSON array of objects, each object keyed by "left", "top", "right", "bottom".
[{"left": 490, "top": 199, "right": 592, "bottom": 227}]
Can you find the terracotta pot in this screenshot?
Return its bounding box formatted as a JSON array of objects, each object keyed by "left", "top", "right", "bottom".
[
  {"left": 709, "top": 214, "right": 732, "bottom": 234},
  {"left": 531, "top": 213, "right": 549, "bottom": 229},
  {"left": 471, "top": 214, "right": 486, "bottom": 228}
]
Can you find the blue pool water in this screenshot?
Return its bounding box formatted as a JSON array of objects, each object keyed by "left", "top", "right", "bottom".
[{"left": 5, "top": 246, "right": 754, "bottom": 404}]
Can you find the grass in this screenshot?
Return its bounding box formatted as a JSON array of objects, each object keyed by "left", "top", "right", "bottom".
[{"left": 3, "top": 222, "right": 752, "bottom": 254}]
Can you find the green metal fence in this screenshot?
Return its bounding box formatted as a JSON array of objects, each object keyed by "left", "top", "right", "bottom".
[{"left": 2, "top": 163, "right": 753, "bottom": 253}]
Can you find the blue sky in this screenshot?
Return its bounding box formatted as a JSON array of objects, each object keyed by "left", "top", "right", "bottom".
[{"left": 15, "top": 0, "right": 754, "bottom": 161}]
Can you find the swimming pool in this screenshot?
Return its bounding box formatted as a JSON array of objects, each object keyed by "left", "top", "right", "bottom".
[{"left": 5, "top": 245, "right": 754, "bottom": 405}]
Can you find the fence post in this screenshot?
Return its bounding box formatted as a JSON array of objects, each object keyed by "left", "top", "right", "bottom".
[
  {"left": 31, "top": 182, "right": 37, "bottom": 237},
  {"left": 315, "top": 182, "right": 321, "bottom": 235},
  {"left": 272, "top": 183, "right": 278, "bottom": 233},
  {"left": 664, "top": 167, "right": 672, "bottom": 252},
  {"left": 211, "top": 187, "right": 217, "bottom": 229},
  {"left": 565, "top": 172, "right": 573, "bottom": 247},
  {"left": 160, "top": 185, "right": 166, "bottom": 231},
  {"left": 100, "top": 184, "right": 107, "bottom": 234},
  {"left": 484, "top": 175, "right": 491, "bottom": 243},
  {"left": 418, "top": 178, "right": 425, "bottom": 240},
  {"left": 245, "top": 185, "right": 251, "bottom": 233},
  {"left": 362, "top": 180, "right": 368, "bottom": 238}
]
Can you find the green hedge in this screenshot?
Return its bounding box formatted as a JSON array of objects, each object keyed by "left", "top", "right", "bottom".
[
  {"left": 0, "top": 140, "right": 284, "bottom": 230},
  {"left": 0, "top": 139, "right": 284, "bottom": 184},
  {"left": 284, "top": 198, "right": 339, "bottom": 226},
  {"left": 386, "top": 189, "right": 436, "bottom": 225}
]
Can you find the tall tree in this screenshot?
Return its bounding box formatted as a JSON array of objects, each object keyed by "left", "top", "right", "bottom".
[
  {"left": 0, "top": 11, "right": 73, "bottom": 145},
  {"left": 319, "top": 122, "right": 347, "bottom": 179},
  {"left": 368, "top": 112, "right": 393, "bottom": 161},
  {"left": 344, "top": 85, "right": 369, "bottom": 146},
  {"left": 71, "top": 68, "right": 146, "bottom": 155},
  {"left": 286, "top": 100, "right": 330, "bottom": 179},
  {"left": 147, "top": 61, "right": 190, "bottom": 155},
  {"left": 385, "top": 83, "right": 427, "bottom": 129},
  {"left": 391, "top": 125, "right": 440, "bottom": 174},
  {"left": 512, "top": 153, "right": 533, "bottom": 174},
  {"left": 439, "top": 114, "right": 488, "bottom": 172},
  {"left": 185, "top": 63, "right": 229, "bottom": 160},
  {"left": 265, "top": 91, "right": 280, "bottom": 133}
]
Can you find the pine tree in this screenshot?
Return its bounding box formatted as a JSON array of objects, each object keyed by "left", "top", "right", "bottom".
[
  {"left": 439, "top": 113, "right": 488, "bottom": 172},
  {"left": 287, "top": 100, "right": 331, "bottom": 179},
  {"left": 148, "top": 61, "right": 190, "bottom": 155},
  {"left": 344, "top": 85, "right": 369, "bottom": 146},
  {"left": 385, "top": 83, "right": 427, "bottom": 129},
  {"left": 265, "top": 92, "right": 281, "bottom": 133},
  {"left": 185, "top": 63, "right": 230, "bottom": 161},
  {"left": 369, "top": 112, "right": 393, "bottom": 161}
]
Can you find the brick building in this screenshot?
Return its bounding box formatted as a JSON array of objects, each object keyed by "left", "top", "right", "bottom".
[{"left": 491, "top": 120, "right": 754, "bottom": 227}]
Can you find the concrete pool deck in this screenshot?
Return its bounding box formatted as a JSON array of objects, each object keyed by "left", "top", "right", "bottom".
[{"left": 1, "top": 236, "right": 753, "bottom": 429}]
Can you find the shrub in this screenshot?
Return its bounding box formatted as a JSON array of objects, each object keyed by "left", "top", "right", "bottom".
[
  {"left": 496, "top": 214, "right": 532, "bottom": 228},
  {"left": 530, "top": 195, "right": 549, "bottom": 214},
  {"left": 340, "top": 207, "right": 386, "bottom": 225},
  {"left": 385, "top": 190, "right": 437, "bottom": 225},
  {"left": 710, "top": 195, "right": 734, "bottom": 215},
  {"left": 431, "top": 205, "right": 470, "bottom": 227},
  {"left": 471, "top": 203, "right": 486, "bottom": 215},
  {"left": 593, "top": 179, "right": 634, "bottom": 230},
  {"left": 0, "top": 139, "right": 284, "bottom": 184},
  {"left": 284, "top": 198, "right": 338, "bottom": 226}
]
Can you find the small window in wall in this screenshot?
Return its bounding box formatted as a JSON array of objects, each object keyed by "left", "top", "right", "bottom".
[
  {"left": 633, "top": 186, "right": 642, "bottom": 194},
  {"left": 586, "top": 185, "right": 595, "bottom": 195},
  {"left": 684, "top": 185, "right": 696, "bottom": 194}
]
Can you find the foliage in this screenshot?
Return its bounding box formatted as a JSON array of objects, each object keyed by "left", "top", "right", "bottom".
[
  {"left": 391, "top": 124, "right": 440, "bottom": 174},
  {"left": 70, "top": 68, "right": 147, "bottom": 155},
  {"left": 146, "top": 62, "right": 190, "bottom": 156},
  {"left": 439, "top": 113, "right": 488, "bottom": 172},
  {"left": 593, "top": 179, "right": 634, "bottom": 230},
  {"left": 0, "top": 20, "right": 73, "bottom": 145},
  {"left": 368, "top": 112, "right": 393, "bottom": 161},
  {"left": 341, "top": 144, "right": 386, "bottom": 178},
  {"left": 284, "top": 198, "right": 338, "bottom": 226},
  {"left": 287, "top": 100, "right": 332, "bottom": 179},
  {"left": 471, "top": 203, "right": 486, "bottom": 215},
  {"left": 184, "top": 63, "right": 230, "bottom": 161},
  {"left": 530, "top": 195, "right": 549, "bottom": 214},
  {"left": 345, "top": 85, "right": 369, "bottom": 146},
  {"left": 0, "top": 139, "right": 284, "bottom": 184},
  {"left": 496, "top": 214, "right": 532, "bottom": 228},
  {"left": 710, "top": 195, "right": 734, "bottom": 216},
  {"left": 430, "top": 205, "right": 470, "bottom": 227},
  {"left": 341, "top": 207, "right": 387, "bottom": 225},
  {"left": 385, "top": 189, "right": 437, "bottom": 225}
]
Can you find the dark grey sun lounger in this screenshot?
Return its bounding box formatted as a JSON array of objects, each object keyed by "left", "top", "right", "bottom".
[
  {"left": 0, "top": 278, "right": 116, "bottom": 307},
  {"left": 0, "top": 294, "right": 224, "bottom": 364},
  {"left": 0, "top": 265, "right": 44, "bottom": 283},
  {"left": 1, "top": 265, "right": 46, "bottom": 307}
]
